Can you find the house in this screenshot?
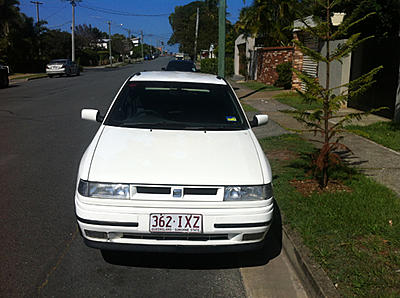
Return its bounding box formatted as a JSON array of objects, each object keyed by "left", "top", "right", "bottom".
[
  {"left": 234, "top": 34, "right": 255, "bottom": 79},
  {"left": 94, "top": 39, "right": 110, "bottom": 49}
]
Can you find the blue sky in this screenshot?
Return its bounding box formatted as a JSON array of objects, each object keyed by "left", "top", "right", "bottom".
[{"left": 17, "top": 0, "right": 248, "bottom": 52}]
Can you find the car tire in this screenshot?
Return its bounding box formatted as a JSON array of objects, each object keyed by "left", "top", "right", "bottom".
[
  {"left": 0, "top": 73, "right": 8, "bottom": 88},
  {"left": 76, "top": 70, "right": 80, "bottom": 76},
  {"left": 48, "top": 75, "right": 54, "bottom": 78}
]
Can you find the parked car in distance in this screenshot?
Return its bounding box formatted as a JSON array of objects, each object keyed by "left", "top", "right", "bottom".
[
  {"left": 0, "top": 64, "right": 9, "bottom": 88},
  {"left": 46, "top": 59, "right": 80, "bottom": 77},
  {"left": 163, "top": 60, "right": 197, "bottom": 72},
  {"left": 175, "top": 52, "right": 184, "bottom": 60},
  {"left": 76, "top": 71, "right": 273, "bottom": 253}
]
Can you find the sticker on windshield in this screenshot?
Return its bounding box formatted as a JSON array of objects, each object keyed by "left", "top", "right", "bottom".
[{"left": 226, "top": 116, "right": 237, "bottom": 122}]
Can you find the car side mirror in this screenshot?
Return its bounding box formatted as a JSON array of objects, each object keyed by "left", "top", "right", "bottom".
[
  {"left": 250, "top": 114, "right": 269, "bottom": 127},
  {"left": 81, "top": 109, "right": 103, "bottom": 123}
]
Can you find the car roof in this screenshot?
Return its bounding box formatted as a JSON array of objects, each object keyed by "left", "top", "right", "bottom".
[
  {"left": 168, "top": 60, "right": 194, "bottom": 65},
  {"left": 129, "top": 71, "right": 226, "bottom": 85},
  {"left": 50, "top": 59, "right": 69, "bottom": 62}
]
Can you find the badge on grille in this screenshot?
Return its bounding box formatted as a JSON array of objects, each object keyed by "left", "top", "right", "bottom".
[{"left": 173, "top": 189, "right": 183, "bottom": 198}]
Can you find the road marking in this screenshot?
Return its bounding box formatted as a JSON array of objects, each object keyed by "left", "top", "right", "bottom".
[{"left": 37, "top": 227, "right": 79, "bottom": 295}]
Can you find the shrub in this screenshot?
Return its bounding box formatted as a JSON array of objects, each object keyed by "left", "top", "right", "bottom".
[
  {"left": 77, "top": 48, "right": 99, "bottom": 66},
  {"left": 200, "top": 58, "right": 234, "bottom": 76},
  {"left": 275, "top": 62, "right": 292, "bottom": 89}
]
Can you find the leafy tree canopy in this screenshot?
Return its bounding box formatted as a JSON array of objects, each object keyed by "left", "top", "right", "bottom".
[
  {"left": 168, "top": 0, "right": 220, "bottom": 58},
  {"left": 75, "top": 24, "right": 107, "bottom": 49},
  {"left": 300, "top": 0, "right": 399, "bottom": 40},
  {"left": 235, "top": 0, "right": 301, "bottom": 47}
]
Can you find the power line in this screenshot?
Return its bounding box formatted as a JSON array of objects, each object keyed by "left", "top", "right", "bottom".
[
  {"left": 43, "top": 5, "right": 68, "bottom": 20},
  {"left": 47, "top": 21, "right": 71, "bottom": 29},
  {"left": 77, "top": 3, "right": 170, "bottom": 17}
]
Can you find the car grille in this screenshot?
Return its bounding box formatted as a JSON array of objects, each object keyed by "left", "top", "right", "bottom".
[
  {"left": 136, "top": 186, "right": 171, "bottom": 194},
  {"left": 131, "top": 185, "right": 222, "bottom": 201}
]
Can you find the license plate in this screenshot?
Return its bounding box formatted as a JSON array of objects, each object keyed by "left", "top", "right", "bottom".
[{"left": 149, "top": 213, "right": 202, "bottom": 233}]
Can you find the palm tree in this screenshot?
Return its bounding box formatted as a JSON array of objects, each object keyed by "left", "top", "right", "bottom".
[
  {"left": 236, "top": 0, "right": 300, "bottom": 46},
  {"left": 0, "top": 0, "right": 20, "bottom": 37}
]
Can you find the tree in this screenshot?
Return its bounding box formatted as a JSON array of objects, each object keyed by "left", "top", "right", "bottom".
[
  {"left": 309, "top": 0, "right": 400, "bottom": 40},
  {"left": 0, "top": 0, "right": 20, "bottom": 38},
  {"left": 0, "top": 0, "right": 22, "bottom": 64},
  {"left": 235, "top": 0, "right": 300, "bottom": 46},
  {"left": 75, "top": 24, "right": 106, "bottom": 49},
  {"left": 287, "top": 0, "right": 384, "bottom": 188},
  {"left": 168, "top": 0, "right": 219, "bottom": 58},
  {"left": 41, "top": 28, "right": 71, "bottom": 61}
]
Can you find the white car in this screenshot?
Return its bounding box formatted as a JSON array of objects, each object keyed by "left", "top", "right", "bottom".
[
  {"left": 75, "top": 71, "right": 274, "bottom": 253},
  {"left": 46, "top": 59, "right": 80, "bottom": 77}
]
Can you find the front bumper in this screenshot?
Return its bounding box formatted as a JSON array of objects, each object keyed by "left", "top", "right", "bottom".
[
  {"left": 46, "top": 68, "right": 66, "bottom": 75},
  {"left": 75, "top": 194, "right": 274, "bottom": 252}
]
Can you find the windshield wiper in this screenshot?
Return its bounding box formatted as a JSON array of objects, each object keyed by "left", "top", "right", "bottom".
[
  {"left": 184, "top": 125, "right": 242, "bottom": 131},
  {"left": 119, "top": 122, "right": 184, "bottom": 129}
]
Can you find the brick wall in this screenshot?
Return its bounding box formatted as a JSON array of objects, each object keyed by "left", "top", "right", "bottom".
[{"left": 256, "top": 46, "right": 294, "bottom": 85}]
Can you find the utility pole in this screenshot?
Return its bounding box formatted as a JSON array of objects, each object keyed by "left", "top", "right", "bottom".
[
  {"left": 30, "top": 1, "right": 43, "bottom": 24},
  {"left": 141, "top": 30, "right": 144, "bottom": 61},
  {"left": 71, "top": 1, "right": 76, "bottom": 61},
  {"left": 218, "top": 0, "right": 226, "bottom": 77},
  {"left": 31, "top": 1, "right": 43, "bottom": 57},
  {"left": 108, "top": 21, "right": 113, "bottom": 67},
  {"left": 194, "top": 7, "right": 199, "bottom": 62}
]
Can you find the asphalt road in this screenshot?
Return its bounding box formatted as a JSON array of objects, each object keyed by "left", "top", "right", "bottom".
[{"left": 0, "top": 56, "right": 305, "bottom": 297}]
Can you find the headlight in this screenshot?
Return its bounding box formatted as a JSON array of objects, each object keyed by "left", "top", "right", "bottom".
[
  {"left": 77, "top": 180, "right": 130, "bottom": 199},
  {"left": 223, "top": 184, "right": 273, "bottom": 201}
]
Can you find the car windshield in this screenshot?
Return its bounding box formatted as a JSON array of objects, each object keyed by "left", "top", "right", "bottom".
[
  {"left": 104, "top": 81, "right": 248, "bottom": 130},
  {"left": 166, "top": 61, "right": 196, "bottom": 71},
  {"left": 49, "top": 59, "right": 67, "bottom": 64}
]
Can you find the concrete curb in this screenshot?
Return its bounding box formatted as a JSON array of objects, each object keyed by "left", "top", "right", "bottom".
[
  {"left": 10, "top": 75, "right": 48, "bottom": 83},
  {"left": 282, "top": 224, "right": 340, "bottom": 297}
]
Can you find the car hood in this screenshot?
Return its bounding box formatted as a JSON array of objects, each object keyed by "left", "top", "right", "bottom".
[{"left": 88, "top": 126, "right": 265, "bottom": 185}]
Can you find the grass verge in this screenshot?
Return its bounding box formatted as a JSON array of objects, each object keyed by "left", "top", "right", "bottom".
[
  {"left": 274, "top": 92, "right": 321, "bottom": 110},
  {"left": 10, "top": 73, "right": 48, "bottom": 80},
  {"left": 261, "top": 134, "right": 400, "bottom": 297},
  {"left": 239, "top": 80, "right": 282, "bottom": 91},
  {"left": 241, "top": 102, "right": 259, "bottom": 112},
  {"left": 346, "top": 121, "right": 400, "bottom": 152}
]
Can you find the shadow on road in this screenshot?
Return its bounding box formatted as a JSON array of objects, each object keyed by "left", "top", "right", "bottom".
[
  {"left": 4, "top": 84, "right": 20, "bottom": 88},
  {"left": 239, "top": 86, "right": 270, "bottom": 100},
  {"left": 101, "top": 200, "right": 282, "bottom": 269}
]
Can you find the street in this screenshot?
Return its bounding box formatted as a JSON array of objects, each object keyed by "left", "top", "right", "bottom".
[{"left": 0, "top": 56, "right": 306, "bottom": 297}]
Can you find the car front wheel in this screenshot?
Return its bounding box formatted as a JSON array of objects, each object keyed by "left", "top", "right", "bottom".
[{"left": 0, "top": 73, "right": 8, "bottom": 88}]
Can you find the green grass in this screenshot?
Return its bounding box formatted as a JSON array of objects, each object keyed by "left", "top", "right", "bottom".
[
  {"left": 346, "top": 121, "right": 400, "bottom": 152},
  {"left": 10, "top": 73, "right": 48, "bottom": 80},
  {"left": 261, "top": 134, "right": 400, "bottom": 297},
  {"left": 274, "top": 92, "right": 321, "bottom": 110},
  {"left": 241, "top": 102, "right": 259, "bottom": 112},
  {"left": 240, "top": 80, "right": 282, "bottom": 91}
]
